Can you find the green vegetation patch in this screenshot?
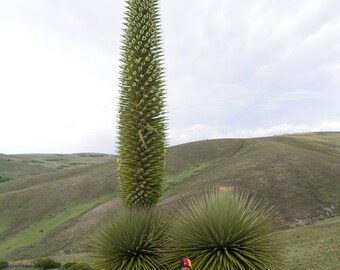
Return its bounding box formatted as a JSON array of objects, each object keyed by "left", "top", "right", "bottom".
[
  {"left": 0, "top": 154, "right": 113, "bottom": 181},
  {"left": 164, "top": 158, "right": 228, "bottom": 198},
  {"left": 278, "top": 217, "right": 340, "bottom": 269},
  {"left": 166, "top": 160, "right": 214, "bottom": 183},
  {"left": 0, "top": 195, "right": 112, "bottom": 259}
]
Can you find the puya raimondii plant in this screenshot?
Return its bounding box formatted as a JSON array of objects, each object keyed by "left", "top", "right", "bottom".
[
  {"left": 91, "top": 208, "right": 168, "bottom": 270},
  {"left": 166, "top": 188, "right": 283, "bottom": 269},
  {"left": 117, "top": 0, "right": 167, "bottom": 207}
]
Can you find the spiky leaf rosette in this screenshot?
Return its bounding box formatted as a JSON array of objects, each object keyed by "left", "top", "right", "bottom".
[
  {"left": 166, "top": 189, "right": 283, "bottom": 270},
  {"left": 90, "top": 208, "right": 168, "bottom": 270},
  {"left": 118, "top": 0, "right": 166, "bottom": 207}
]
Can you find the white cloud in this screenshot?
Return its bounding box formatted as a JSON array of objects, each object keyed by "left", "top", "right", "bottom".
[
  {"left": 0, "top": 7, "right": 118, "bottom": 154},
  {"left": 234, "top": 121, "right": 340, "bottom": 138},
  {"left": 168, "top": 124, "right": 224, "bottom": 146},
  {"left": 169, "top": 121, "right": 340, "bottom": 146}
]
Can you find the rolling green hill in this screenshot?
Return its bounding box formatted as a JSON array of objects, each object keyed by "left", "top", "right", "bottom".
[
  {"left": 164, "top": 132, "right": 340, "bottom": 224},
  {"left": 278, "top": 216, "right": 340, "bottom": 269},
  {"left": 0, "top": 153, "right": 113, "bottom": 181},
  {"left": 0, "top": 132, "right": 339, "bottom": 262}
]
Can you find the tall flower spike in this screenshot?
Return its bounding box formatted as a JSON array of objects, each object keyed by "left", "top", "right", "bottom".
[{"left": 117, "top": 0, "right": 167, "bottom": 207}]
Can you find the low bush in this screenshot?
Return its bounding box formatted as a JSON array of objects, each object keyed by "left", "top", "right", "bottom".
[
  {"left": 68, "top": 263, "right": 93, "bottom": 270},
  {"left": 0, "top": 261, "right": 9, "bottom": 269},
  {"left": 63, "top": 262, "right": 77, "bottom": 269},
  {"left": 0, "top": 176, "right": 10, "bottom": 183},
  {"left": 33, "top": 258, "right": 61, "bottom": 269}
]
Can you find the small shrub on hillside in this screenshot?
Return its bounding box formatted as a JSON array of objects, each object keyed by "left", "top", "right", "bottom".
[
  {"left": 68, "top": 263, "right": 93, "bottom": 270},
  {"left": 0, "top": 176, "right": 10, "bottom": 183},
  {"left": 0, "top": 261, "right": 9, "bottom": 269},
  {"left": 63, "top": 262, "right": 77, "bottom": 269},
  {"left": 33, "top": 258, "right": 61, "bottom": 269}
]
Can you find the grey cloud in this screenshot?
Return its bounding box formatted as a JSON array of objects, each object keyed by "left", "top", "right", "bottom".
[{"left": 1, "top": 0, "right": 339, "bottom": 153}]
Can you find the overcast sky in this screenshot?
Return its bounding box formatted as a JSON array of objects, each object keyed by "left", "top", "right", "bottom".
[{"left": 1, "top": 0, "right": 339, "bottom": 154}]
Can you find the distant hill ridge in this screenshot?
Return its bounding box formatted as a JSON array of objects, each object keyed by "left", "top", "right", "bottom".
[{"left": 0, "top": 132, "right": 339, "bottom": 260}]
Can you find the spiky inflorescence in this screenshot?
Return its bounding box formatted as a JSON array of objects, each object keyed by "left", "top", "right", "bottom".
[{"left": 118, "top": 0, "right": 166, "bottom": 207}]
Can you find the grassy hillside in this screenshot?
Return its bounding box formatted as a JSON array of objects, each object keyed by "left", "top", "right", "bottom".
[
  {"left": 0, "top": 153, "right": 113, "bottom": 181},
  {"left": 0, "top": 132, "right": 339, "bottom": 261},
  {"left": 279, "top": 216, "right": 340, "bottom": 269},
  {"left": 0, "top": 161, "right": 118, "bottom": 259},
  {"left": 163, "top": 132, "right": 340, "bottom": 224}
]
